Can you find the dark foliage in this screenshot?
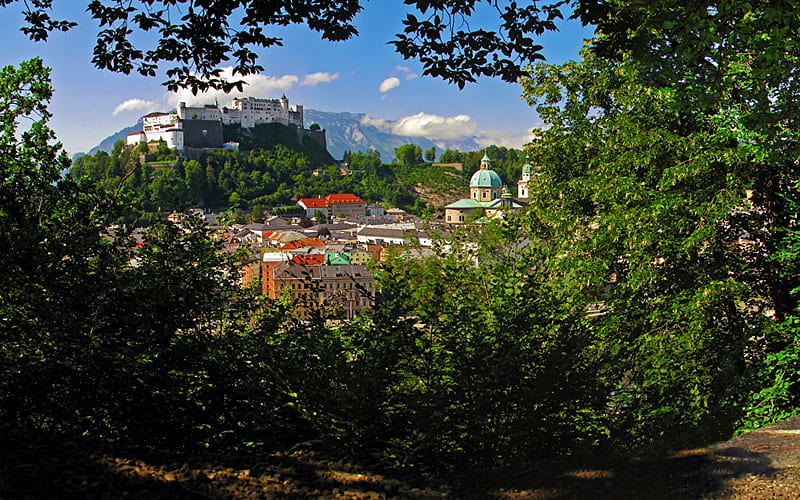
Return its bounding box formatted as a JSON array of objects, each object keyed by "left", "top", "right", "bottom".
[{"left": 4, "top": 0, "right": 571, "bottom": 89}]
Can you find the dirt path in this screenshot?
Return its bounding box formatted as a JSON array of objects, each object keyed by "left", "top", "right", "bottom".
[
  {"left": 702, "top": 416, "right": 800, "bottom": 498},
  {"left": 474, "top": 416, "right": 800, "bottom": 499},
  {"left": 3, "top": 418, "right": 800, "bottom": 499}
]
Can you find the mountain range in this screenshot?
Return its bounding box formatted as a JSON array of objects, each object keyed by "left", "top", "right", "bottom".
[{"left": 84, "top": 110, "right": 484, "bottom": 161}]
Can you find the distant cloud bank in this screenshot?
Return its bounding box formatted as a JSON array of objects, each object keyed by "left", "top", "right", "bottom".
[
  {"left": 474, "top": 129, "right": 536, "bottom": 149},
  {"left": 167, "top": 68, "right": 299, "bottom": 107},
  {"left": 392, "top": 112, "right": 477, "bottom": 139},
  {"left": 395, "top": 66, "right": 418, "bottom": 80},
  {"left": 360, "top": 112, "right": 536, "bottom": 148},
  {"left": 362, "top": 112, "right": 477, "bottom": 140}
]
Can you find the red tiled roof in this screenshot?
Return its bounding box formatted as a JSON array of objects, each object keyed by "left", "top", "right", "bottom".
[
  {"left": 298, "top": 198, "right": 327, "bottom": 208},
  {"left": 324, "top": 193, "right": 365, "bottom": 205},
  {"left": 281, "top": 237, "right": 326, "bottom": 250},
  {"left": 291, "top": 254, "right": 324, "bottom": 266}
]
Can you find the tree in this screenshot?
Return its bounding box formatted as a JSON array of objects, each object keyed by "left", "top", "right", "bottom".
[
  {"left": 184, "top": 159, "right": 206, "bottom": 205},
  {"left": 8, "top": 0, "right": 800, "bottom": 471},
  {"left": 394, "top": 144, "right": 423, "bottom": 166},
  {"left": 520, "top": 42, "right": 796, "bottom": 449},
  {"left": 9, "top": 1, "right": 800, "bottom": 96},
  {"left": 6, "top": 0, "right": 571, "bottom": 90},
  {"left": 313, "top": 210, "right": 328, "bottom": 225},
  {"left": 424, "top": 146, "right": 436, "bottom": 163},
  {"left": 0, "top": 59, "right": 301, "bottom": 450}
]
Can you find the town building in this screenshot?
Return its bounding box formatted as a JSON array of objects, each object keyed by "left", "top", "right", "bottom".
[
  {"left": 127, "top": 95, "right": 311, "bottom": 152},
  {"left": 297, "top": 194, "right": 366, "bottom": 220},
  {"left": 444, "top": 151, "right": 527, "bottom": 224},
  {"left": 222, "top": 95, "right": 303, "bottom": 129},
  {"left": 297, "top": 197, "right": 329, "bottom": 219},
  {"left": 264, "top": 261, "right": 375, "bottom": 319},
  {"left": 517, "top": 156, "right": 537, "bottom": 200},
  {"left": 357, "top": 225, "right": 414, "bottom": 246}
]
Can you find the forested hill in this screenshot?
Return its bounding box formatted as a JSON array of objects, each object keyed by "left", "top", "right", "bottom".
[
  {"left": 222, "top": 122, "right": 336, "bottom": 166},
  {"left": 70, "top": 138, "right": 525, "bottom": 218}
]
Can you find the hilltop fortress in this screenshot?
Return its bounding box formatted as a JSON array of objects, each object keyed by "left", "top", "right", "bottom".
[{"left": 127, "top": 95, "right": 326, "bottom": 153}]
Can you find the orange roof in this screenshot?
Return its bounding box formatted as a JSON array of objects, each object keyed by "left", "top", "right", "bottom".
[
  {"left": 291, "top": 254, "right": 324, "bottom": 266},
  {"left": 298, "top": 197, "right": 327, "bottom": 208},
  {"left": 324, "top": 193, "right": 365, "bottom": 205},
  {"left": 280, "top": 237, "right": 326, "bottom": 250}
]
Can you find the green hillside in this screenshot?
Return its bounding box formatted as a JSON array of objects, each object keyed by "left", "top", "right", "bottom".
[{"left": 70, "top": 130, "right": 521, "bottom": 219}]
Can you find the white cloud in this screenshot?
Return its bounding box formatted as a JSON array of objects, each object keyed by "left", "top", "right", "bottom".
[
  {"left": 301, "top": 72, "right": 340, "bottom": 87},
  {"left": 166, "top": 67, "right": 299, "bottom": 108},
  {"left": 112, "top": 98, "right": 160, "bottom": 116},
  {"left": 363, "top": 112, "right": 538, "bottom": 147},
  {"left": 359, "top": 114, "right": 393, "bottom": 132},
  {"left": 378, "top": 77, "right": 401, "bottom": 93},
  {"left": 391, "top": 112, "right": 478, "bottom": 139},
  {"left": 474, "top": 128, "right": 537, "bottom": 149},
  {"left": 396, "top": 65, "right": 418, "bottom": 80}
]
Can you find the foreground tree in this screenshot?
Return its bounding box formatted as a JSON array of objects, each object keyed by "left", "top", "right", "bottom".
[
  {"left": 5, "top": 0, "right": 800, "bottom": 475},
  {"left": 520, "top": 36, "right": 800, "bottom": 447},
  {"left": 8, "top": 1, "right": 798, "bottom": 95},
  {"left": 3, "top": 0, "right": 567, "bottom": 90},
  {"left": 0, "top": 59, "right": 302, "bottom": 450}
]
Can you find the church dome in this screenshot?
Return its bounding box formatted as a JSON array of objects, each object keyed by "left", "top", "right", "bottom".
[
  {"left": 470, "top": 168, "right": 503, "bottom": 188},
  {"left": 522, "top": 155, "right": 533, "bottom": 174}
]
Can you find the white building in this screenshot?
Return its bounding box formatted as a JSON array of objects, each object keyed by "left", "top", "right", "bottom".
[
  {"left": 222, "top": 95, "right": 303, "bottom": 128},
  {"left": 142, "top": 112, "right": 177, "bottom": 132},
  {"left": 127, "top": 111, "right": 184, "bottom": 150},
  {"left": 177, "top": 102, "right": 222, "bottom": 121},
  {"left": 517, "top": 156, "right": 536, "bottom": 200},
  {"left": 127, "top": 95, "right": 306, "bottom": 151}
]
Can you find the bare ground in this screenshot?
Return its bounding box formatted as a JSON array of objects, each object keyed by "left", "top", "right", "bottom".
[{"left": 3, "top": 417, "right": 800, "bottom": 499}]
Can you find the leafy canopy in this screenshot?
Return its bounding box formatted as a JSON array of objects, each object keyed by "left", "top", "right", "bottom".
[{"left": 3, "top": 0, "right": 568, "bottom": 90}]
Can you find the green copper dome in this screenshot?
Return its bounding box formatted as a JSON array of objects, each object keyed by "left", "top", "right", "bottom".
[
  {"left": 522, "top": 155, "right": 533, "bottom": 174},
  {"left": 470, "top": 168, "right": 502, "bottom": 188}
]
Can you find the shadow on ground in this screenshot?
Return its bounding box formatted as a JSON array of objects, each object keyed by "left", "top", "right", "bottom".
[
  {"left": 450, "top": 447, "right": 776, "bottom": 499},
  {"left": 3, "top": 422, "right": 794, "bottom": 499}
]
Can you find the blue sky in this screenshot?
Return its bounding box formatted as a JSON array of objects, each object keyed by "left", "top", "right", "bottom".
[{"left": 0, "top": 2, "right": 592, "bottom": 156}]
